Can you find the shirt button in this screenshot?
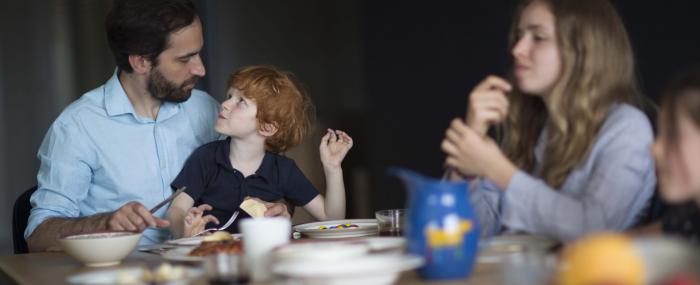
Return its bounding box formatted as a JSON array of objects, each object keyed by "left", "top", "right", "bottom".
[{"left": 160, "top": 162, "right": 166, "bottom": 169}]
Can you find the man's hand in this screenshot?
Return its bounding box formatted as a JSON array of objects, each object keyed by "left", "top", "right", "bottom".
[
  {"left": 263, "top": 200, "right": 291, "bottom": 218},
  {"left": 28, "top": 200, "right": 171, "bottom": 252},
  {"left": 106, "top": 201, "right": 170, "bottom": 232}
]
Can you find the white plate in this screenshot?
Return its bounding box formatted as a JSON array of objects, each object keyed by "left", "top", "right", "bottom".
[
  {"left": 165, "top": 233, "right": 242, "bottom": 246},
  {"left": 293, "top": 219, "right": 378, "bottom": 239},
  {"left": 274, "top": 241, "right": 370, "bottom": 262},
  {"left": 273, "top": 253, "right": 423, "bottom": 285},
  {"left": 66, "top": 266, "right": 202, "bottom": 285},
  {"left": 478, "top": 234, "right": 558, "bottom": 263},
  {"left": 161, "top": 247, "right": 206, "bottom": 262}
]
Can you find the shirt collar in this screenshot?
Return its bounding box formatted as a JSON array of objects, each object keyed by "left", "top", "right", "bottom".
[
  {"left": 104, "top": 69, "right": 137, "bottom": 117},
  {"left": 215, "top": 137, "right": 275, "bottom": 181},
  {"left": 104, "top": 69, "right": 181, "bottom": 122}
]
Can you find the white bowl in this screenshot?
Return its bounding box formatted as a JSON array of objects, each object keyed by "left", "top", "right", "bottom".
[{"left": 59, "top": 232, "right": 143, "bottom": 267}]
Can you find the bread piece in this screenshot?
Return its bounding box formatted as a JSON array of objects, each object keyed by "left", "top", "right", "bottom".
[
  {"left": 239, "top": 199, "right": 267, "bottom": 218},
  {"left": 203, "top": 231, "right": 233, "bottom": 242}
]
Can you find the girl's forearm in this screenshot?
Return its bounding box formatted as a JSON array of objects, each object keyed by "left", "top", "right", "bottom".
[{"left": 485, "top": 156, "right": 518, "bottom": 190}]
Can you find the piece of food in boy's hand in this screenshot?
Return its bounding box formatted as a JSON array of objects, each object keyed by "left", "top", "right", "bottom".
[
  {"left": 240, "top": 198, "right": 267, "bottom": 218},
  {"left": 203, "top": 231, "right": 233, "bottom": 242}
]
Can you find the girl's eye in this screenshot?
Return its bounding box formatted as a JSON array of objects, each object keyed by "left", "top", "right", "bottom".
[{"left": 237, "top": 97, "right": 247, "bottom": 105}]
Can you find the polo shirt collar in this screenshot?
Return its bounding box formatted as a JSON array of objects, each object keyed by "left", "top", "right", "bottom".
[{"left": 215, "top": 137, "right": 275, "bottom": 181}]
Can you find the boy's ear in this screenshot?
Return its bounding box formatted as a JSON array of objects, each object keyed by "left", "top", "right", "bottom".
[
  {"left": 259, "top": 122, "right": 278, "bottom": 137},
  {"left": 128, "top": 55, "right": 153, "bottom": 74}
]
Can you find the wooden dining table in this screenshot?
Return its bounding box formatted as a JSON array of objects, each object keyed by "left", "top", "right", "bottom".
[{"left": 0, "top": 249, "right": 504, "bottom": 285}]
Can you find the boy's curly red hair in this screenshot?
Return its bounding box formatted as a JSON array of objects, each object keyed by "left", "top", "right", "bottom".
[{"left": 229, "top": 65, "right": 314, "bottom": 153}]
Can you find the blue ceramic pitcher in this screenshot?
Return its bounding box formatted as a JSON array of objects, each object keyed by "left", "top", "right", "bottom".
[{"left": 391, "top": 168, "right": 480, "bottom": 280}]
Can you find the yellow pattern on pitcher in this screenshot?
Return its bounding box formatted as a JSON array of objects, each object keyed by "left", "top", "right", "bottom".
[{"left": 425, "top": 220, "right": 473, "bottom": 248}]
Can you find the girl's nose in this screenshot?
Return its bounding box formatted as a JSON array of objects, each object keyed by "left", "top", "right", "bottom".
[{"left": 512, "top": 36, "right": 529, "bottom": 60}]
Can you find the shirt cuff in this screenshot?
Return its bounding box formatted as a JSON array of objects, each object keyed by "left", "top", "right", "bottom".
[{"left": 24, "top": 210, "right": 62, "bottom": 240}]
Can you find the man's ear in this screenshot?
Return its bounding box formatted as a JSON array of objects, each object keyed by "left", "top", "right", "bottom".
[
  {"left": 128, "top": 55, "right": 153, "bottom": 74},
  {"left": 259, "top": 122, "right": 278, "bottom": 137}
]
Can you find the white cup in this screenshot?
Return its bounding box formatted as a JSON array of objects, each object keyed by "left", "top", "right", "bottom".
[{"left": 240, "top": 217, "right": 291, "bottom": 282}]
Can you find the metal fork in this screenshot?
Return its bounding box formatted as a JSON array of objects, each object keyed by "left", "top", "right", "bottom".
[{"left": 193, "top": 211, "right": 239, "bottom": 237}]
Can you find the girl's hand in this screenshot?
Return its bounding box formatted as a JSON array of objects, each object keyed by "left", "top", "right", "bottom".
[
  {"left": 466, "top": 75, "right": 512, "bottom": 136},
  {"left": 320, "top": 129, "right": 353, "bottom": 170},
  {"left": 183, "top": 204, "right": 219, "bottom": 237},
  {"left": 441, "top": 118, "right": 517, "bottom": 188}
]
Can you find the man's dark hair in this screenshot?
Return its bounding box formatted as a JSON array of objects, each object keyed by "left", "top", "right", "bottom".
[{"left": 105, "top": 0, "right": 198, "bottom": 73}]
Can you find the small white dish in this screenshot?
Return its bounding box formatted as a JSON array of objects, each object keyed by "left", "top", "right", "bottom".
[
  {"left": 293, "top": 219, "right": 378, "bottom": 239},
  {"left": 66, "top": 265, "right": 202, "bottom": 285},
  {"left": 273, "top": 253, "right": 423, "bottom": 285},
  {"left": 166, "top": 233, "right": 242, "bottom": 246}
]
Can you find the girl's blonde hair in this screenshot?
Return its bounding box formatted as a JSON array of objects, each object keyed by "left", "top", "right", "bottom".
[{"left": 503, "top": 0, "right": 641, "bottom": 188}]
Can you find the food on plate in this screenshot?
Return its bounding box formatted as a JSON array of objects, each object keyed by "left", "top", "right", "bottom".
[
  {"left": 240, "top": 198, "right": 267, "bottom": 218},
  {"left": 319, "top": 223, "right": 359, "bottom": 230},
  {"left": 189, "top": 238, "right": 243, "bottom": 256},
  {"left": 116, "top": 263, "right": 187, "bottom": 284},
  {"left": 203, "top": 231, "right": 234, "bottom": 242}
]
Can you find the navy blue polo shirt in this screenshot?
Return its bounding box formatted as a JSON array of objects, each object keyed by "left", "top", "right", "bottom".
[{"left": 171, "top": 137, "right": 319, "bottom": 233}]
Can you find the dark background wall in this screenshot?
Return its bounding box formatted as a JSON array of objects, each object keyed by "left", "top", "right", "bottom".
[{"left": 1, "top": 0, "right": 699, "bottom": 254}]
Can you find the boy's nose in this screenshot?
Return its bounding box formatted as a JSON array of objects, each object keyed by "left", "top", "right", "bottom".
[{"left": 221, "top": 98, "right": 234, "bottom": 111}]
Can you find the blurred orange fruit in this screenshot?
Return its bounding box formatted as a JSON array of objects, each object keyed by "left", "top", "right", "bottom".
[{"left": 557, "top": 233, "right": 645, "bottom": 285}]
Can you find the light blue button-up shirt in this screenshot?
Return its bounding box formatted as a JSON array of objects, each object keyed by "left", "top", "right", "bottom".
[
  {"left": 26, "top": 71, "right": 221, "bottom": 245},
  {"left": 471, "top": 104, "right": 656, "bottom": 241}
]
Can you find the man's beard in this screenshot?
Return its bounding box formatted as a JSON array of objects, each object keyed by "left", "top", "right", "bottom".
[{"left": 147, "top": 68, "right": 198, "bottom": 103}]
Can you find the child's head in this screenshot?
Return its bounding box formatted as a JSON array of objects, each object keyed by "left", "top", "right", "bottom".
[
  {"left": 653, "top": 69, "right": 700, "bottom": 204},
  {"left": 510, "top": 0, "right": 637, "bottom": 100},
  {"left": 504, "top": 0, "right": 640, "bottom": 188},
  {"left": 215, "top": 65, "right": 313, "bottom": 153}
]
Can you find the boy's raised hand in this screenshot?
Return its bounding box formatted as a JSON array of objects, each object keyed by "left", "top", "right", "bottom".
[
  {"left": 320, "top": 129, "right": 353, "bottom": 169},
  {"left": 183, "top": 204, "right": 219, "bottom": 237}
]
